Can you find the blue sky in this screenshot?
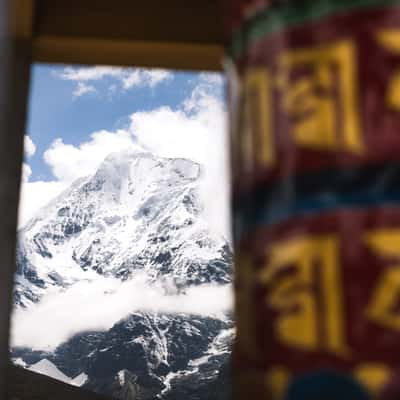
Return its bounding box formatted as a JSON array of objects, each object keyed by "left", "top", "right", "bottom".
[
  {"left": 21, "top": 64, "right": 230, "bottom": 238},
  {"left": 26, "top": 64, "right": 220, "bottom": 181}
]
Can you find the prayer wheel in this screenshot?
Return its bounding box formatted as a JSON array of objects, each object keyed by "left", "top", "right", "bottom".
[{"left": 223, "top": 1, "right": 400, "bottom": 399}]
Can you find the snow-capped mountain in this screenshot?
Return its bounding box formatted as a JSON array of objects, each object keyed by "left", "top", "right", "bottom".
[{"left": 12, "top": 149, "right": 233, "bottom": 400}]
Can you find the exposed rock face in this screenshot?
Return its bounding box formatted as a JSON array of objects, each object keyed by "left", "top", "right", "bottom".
[{"left": 12, "top": 149, "right": 234, "bottom": 399}]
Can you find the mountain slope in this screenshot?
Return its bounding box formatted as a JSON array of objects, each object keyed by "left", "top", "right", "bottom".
[
  {"left": 15, "top": 150, "right": 231, "bottom": 307},
  {"left": 12, "top": 149, "right": 233, "bottom": 399}
]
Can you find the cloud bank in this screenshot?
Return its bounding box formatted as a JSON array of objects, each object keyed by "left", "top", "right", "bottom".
[
  {"left": 11, "top": 275, "right": 233, "bottom": 350},
  {"left": 43, "top": 130, "right": 143, "bottom": 182}
]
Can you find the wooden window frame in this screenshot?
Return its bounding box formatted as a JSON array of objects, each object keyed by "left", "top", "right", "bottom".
[{"left": 0, "top": 1, "right": 224, "bottom": 398}]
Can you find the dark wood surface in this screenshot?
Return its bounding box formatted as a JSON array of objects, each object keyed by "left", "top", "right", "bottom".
[
  {"left": 7, "top": 364, "right": 110, "bottom": 400},
  {"left": 0, "top": 1, "right": 32, "bottom": 399},
  {"left": 31, "top": 0, "right": 224, "bottom": 70}
]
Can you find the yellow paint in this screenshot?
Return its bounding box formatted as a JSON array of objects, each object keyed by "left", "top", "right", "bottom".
[
  {"left": 364, "top": 230, "right": 400, "bottom": 256},
  {"left": 354, "top": 364, "right": 392, "bottom": 396},
  {"left": 243, "top": 68, "right": 274, "bottom": 167},
  {"left": 377, "top": 30, "right": 400, "bottom": 109},
  {"left": 259, "top": 236, "right": 349, "bottom": 356},
  {"left": 265, "top": 367, "right": 291, "bottom": 400},
  {"left": 365, "top": 230, "right": 400, "bottom": 331},
  {"left": 277, "top": 40, "right": 363, "bottom": 154}
]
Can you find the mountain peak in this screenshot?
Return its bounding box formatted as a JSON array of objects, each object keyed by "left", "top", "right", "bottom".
[
  {"left": 89, "top": 150, "right": 200, "bottom": 200},
  {"left": 98, "top": 149, "right": 200, "bottom": 179},
  {"left": 14, "top": 149, "right": 230, "bottom": 308}
]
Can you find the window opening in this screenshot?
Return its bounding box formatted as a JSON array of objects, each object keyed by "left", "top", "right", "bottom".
[{"left": 10, "top": 63, "right": 234, "bottom": 400}]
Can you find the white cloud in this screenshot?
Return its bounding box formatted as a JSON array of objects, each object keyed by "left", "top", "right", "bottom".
[
  {"left": 57, "top": 66, "right": 123, "bottom": 81},
  {"left": 199, "top": 72, "right": 226, "bottom": 87},
  {"left": 73, "top": 82, "right": 96, "bottom": 97},
  {"left": 18, "top": 180, "right": 68, "bottom": 227},
  {"left": 141, "top": 69, "right": 173, "bottom": 88},
  {"left": 121, "top": 69, "right": 172, "bottom": 89},
  {"left": 43, "top": 130, "right": 143, "bottom": 183},
  {"left": 21, "top": 163, "right": 32, "bottom": 183},
  {"left": 129, "top": 80, "right": 231, "bottom": 239},
  {"left": 21, "top": 136, "right": 36, "bottom": 189},
  {"left": 11, "top": 275, "right": 232, "bottom": 350},
  {"left": 24, "top": 135, "right": 36, "bottom": 158},
  {"left": 55, "top": 66, "right": 173, "bottom": 97},
  {"left": 19, "top": 134, "right": 68, "bottom": 229}
]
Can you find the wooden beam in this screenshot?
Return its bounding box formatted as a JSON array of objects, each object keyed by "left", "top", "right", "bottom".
[
  {"left": 34, "top": 0, "right": 223, "bottom": 44},
  {"left": 14, "top": 0, "right": 34, "bottom": 38},
  {"left": 33, "top": 36, "right": 223, "bottom": 71},
  {"left": 31, "top": 0, "right": 225, "bottom": 71}
]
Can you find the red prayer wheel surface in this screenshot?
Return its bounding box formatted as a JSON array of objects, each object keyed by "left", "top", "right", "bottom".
[{"left": 223, "top": 1, "right": 400, "bottom": 399}]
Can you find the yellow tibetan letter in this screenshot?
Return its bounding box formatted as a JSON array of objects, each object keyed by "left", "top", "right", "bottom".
[
  {"left": 259, "top": 235, "right": 348, "bottom": 356},
  {"left": 276, "top": 41, "right": 363, "bottom": 154},
  {"left": 365, "top": 230, "right": 400, "bottom": 330}
]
